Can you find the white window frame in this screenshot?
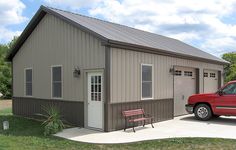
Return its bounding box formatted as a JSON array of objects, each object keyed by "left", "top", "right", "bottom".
[
  {"left": 141, "top": 64, "right": 154, "bottom": 100},
  {"left": 51, "top": 65, "right": 63, "bottom": 99},
  {"left": 24, "top": 68, "right": 33, "bottom": 97}
]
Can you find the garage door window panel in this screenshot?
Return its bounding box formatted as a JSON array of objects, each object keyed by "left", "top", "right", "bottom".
[
  {"left": 210, "top": 73, "right": 216, "bottom": 78},
  {"left": 184, "top": 71, "right": 193, "bottom": 77},
  {"left": 174, "top": 70, "right": 182, "bottom": 76},
  {"left": 141, "top": 64, "right": 153, "bottom": 100}
]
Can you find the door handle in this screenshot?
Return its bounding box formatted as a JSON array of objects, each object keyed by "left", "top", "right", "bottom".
[{"left": 182, "top": 95, "right": 185, "bottom": 100}]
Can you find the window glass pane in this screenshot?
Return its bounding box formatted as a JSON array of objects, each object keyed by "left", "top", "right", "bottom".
[
  {"left": 99, "top": 85, "right": 101, "bottom": 92},
  {"left": 93, "top": 76, "right": 96, "bottom": 84},
  {"left": 53, "top": 67, "right": 61, "bottom": 81},
  {"left": 94, "top": 93, "right": 97, "bottom": 101},
  {"left": 204, "top": 72, "right": 208, "bottom": 77},
  {"left": 98, "top": 93, "right": 101, "bottom": 101},
  {"left": 142, "top": 65, "right": 152, "bottom": 81},
  {"left": 91, "top": 93, "right": 94, "bottom": 101},
  {"left": 26, "top": 83, "right": 32, "bottom": 96},
  {"left": 26, "top": 69, "right": 32, "bottom": 82},
  {"left": 53, "top": 82, "right": 62, "bottom": 97},
  {"left": 98, "top": 76, "right": 101, "bottom": 84},
  {"left": 222, "top": 83, "right": 236, "bottom": 95},
  {"left": 142, "top": 82, "right": 152, "bottom": 98}
]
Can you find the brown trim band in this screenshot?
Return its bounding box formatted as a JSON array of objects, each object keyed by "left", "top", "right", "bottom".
[
  {"left": 13, "top": 97, "right": 84, "bottom": 126},
  {"left": 106, "top": 98, "right": 173, "bottom": 131}
]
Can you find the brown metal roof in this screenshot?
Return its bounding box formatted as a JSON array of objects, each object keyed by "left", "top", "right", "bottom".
[{"left": 7, "top": 5, "right": 228, "bottom": 64}]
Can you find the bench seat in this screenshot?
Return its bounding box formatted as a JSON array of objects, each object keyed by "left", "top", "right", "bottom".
[{"left": 122, "top": 108, "right": 154, "bottom": 132}]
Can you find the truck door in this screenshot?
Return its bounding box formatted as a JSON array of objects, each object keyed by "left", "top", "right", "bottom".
[{"left": 214, "top": 83, "right": 236, "bottom": 115}]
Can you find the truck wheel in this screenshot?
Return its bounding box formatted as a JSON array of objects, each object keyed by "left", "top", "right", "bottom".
[{"left": 194, "top": 104, "right": 212, "bottom": 121}]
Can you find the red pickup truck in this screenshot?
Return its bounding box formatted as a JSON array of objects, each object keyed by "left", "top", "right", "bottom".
[{"left": 185, "top": 80, "right": 236, "bottom": 120}]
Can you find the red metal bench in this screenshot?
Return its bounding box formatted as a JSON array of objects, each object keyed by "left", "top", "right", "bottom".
[{"left": 122, "top": 108, "right": 154, "bottom": 132}]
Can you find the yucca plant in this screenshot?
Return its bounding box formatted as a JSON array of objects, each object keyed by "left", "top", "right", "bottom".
[{"left": 37, "top": 105, "right": 65, "bottom": 136}]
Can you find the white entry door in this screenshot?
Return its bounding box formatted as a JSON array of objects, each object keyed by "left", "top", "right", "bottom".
[
  {"left": 204, "top": 70, "right": 218, "bottom": 93},
  {"left": 87, "top": 72, "right": 103, "bottom": 129},
  {"left": 174, "top": 67, "right": 196, "bottom": 116}
]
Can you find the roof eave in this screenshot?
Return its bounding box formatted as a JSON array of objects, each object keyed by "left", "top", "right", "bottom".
[{"left": 106, "top": 40, "right": 229, "bottom": 65}]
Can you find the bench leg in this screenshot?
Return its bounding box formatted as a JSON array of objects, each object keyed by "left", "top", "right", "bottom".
[
  {"left": 151, "top": 119, "right": 154, "bottom": 128},
  {"left": 124, "top": 119, "right": 127, "bottom": 131},
  {"left": 133, "top": 122, "right": 135, "bottom": 132},
  {"left": 143, "top": 120, "right": 146, "bottom": 127}
]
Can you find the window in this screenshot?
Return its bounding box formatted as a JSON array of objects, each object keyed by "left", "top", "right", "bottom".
[
  {"left": 52, "top": 66, "right": 62, "bottom": 98},
  {"left": 222, "top": 83, "right": 236, "bottom": 95},
  {"left": 141, "top": 64, "right": 153, "bottom": 99},
  {"left": 174, "top": 70, "right": 182, "bottom": 76},
  {"left": 204, "top": 72, "right": 208, "bottom": 77},
  {"left": 25, "top": 68, "right": 32, "bottom": 96},
  {"left": 184, "top": 71, "right": 193, "bottom": 77},
  {"left": 210, "top": 73, "right": 216, "bottom": 78},
  {"left": 91, "top": 75, "right": 102, "bottom": 101}
]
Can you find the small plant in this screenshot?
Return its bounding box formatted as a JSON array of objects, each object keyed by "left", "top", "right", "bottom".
[{"left": 37, "top": 105, "right": 64, "bottom": 136}]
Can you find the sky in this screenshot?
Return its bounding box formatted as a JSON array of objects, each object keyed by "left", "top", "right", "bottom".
[{"left": 1, "top": 0, "right": 236, "bottom": 58}]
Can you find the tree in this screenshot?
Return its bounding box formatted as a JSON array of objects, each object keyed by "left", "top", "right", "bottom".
[
  {"left": 222, "top": 52, "right": 236, "bottom": 83},
  {"left": 0, "top": 37, "right": 18, "bottom": 99}
]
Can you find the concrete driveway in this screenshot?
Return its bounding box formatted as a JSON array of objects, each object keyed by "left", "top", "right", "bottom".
[{"left": 55, "top": 114, "right": 236, "bottom": 144}]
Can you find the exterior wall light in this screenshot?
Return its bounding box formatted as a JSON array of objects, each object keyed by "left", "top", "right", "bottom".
[
  {"left": 169, "top": 68, "right": 174, "bottom": 75},
  {"left": 73, "top": 67, "right": 81, "bottom": 78}
]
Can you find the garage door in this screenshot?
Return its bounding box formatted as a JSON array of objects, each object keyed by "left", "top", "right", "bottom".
[
  {"left": 204, "top": 70, "right": 218, "bottom": 93},
  {"left": 174, "top": 67, "right": 196, "bottom": 116}
]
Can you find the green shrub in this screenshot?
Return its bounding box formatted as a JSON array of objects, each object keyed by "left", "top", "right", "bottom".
[{"left": 37, "top": 106, "right": 64, "bottom": 136}]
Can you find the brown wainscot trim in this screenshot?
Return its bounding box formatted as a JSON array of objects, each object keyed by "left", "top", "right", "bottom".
[
  {"left": 106, "top": 98, "right": 173, "bottom": 131},
  {"left": 12, "top": 97, "right": 84, "bottom": 127}
]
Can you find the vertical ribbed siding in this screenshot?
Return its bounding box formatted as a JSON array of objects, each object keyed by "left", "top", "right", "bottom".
[
  {"left": 107, "top": 99, "right": 173, "bottom": 131},
  {"left": 110, "top": 47, "right": 224, "bottom": 103},
  {"left": 12, "top": 14, "right": 105, "bottom": 101},
  {"left": 13, "top": 97, "right": 84, "bottom": 126}
]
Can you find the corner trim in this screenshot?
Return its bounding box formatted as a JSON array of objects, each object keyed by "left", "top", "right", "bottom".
[{"left": 104, "top": 45, "right": 110, "bottom": 132}]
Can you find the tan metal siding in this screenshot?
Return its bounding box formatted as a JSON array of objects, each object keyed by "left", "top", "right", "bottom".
[
  {"left": 13, "top": 14, "right": 105, "bottom": 101},
  {"left": 110, "top": 47, "right": 223, "bottom": 103}
]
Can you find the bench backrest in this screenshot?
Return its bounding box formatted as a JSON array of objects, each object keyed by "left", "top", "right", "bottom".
[{"left": 122, "top": 109, "right": 145, "bottom": 117}]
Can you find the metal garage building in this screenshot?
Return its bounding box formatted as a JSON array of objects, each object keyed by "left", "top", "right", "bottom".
[{"left": 7, "top": 6, "right": 228, "bottom": 131}]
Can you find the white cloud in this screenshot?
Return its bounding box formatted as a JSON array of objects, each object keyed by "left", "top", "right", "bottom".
[
  {"left": 0, "top": 0, "right": 26, "bottom": 44},
  {"left": 44, "top": 0, "right": 102, "bottom": 11},
  {"left": 0, "top": 28, "right": 21, "bottom": 43},
  {"left": 87, "top": 0, "right": 236, "bottom": 57}
]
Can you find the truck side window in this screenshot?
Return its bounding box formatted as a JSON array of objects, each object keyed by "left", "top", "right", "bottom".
[{"left": 222, "top": 83, "right": 236, "bottom": 95}]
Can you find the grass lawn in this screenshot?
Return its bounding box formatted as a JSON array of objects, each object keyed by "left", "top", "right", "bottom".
[{"left": 1, "top": 108, "right": 236, "bottom": 150}]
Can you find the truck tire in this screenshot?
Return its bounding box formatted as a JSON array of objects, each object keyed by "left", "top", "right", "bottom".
[{"left": 194, "top": 104, "right": 212, "bottom": 121}]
